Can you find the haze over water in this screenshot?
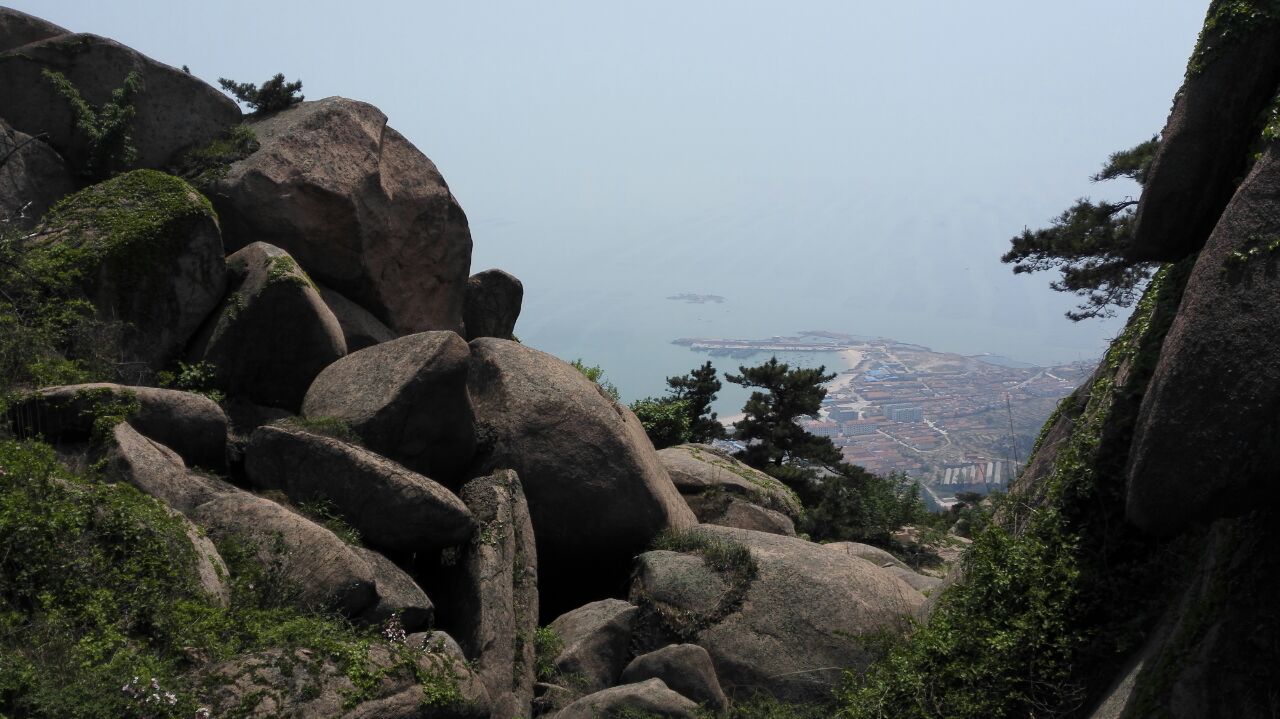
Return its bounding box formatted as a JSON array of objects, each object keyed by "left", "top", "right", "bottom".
[{"left": 13, "top": 1, "right": 1212, "bottom": 410}]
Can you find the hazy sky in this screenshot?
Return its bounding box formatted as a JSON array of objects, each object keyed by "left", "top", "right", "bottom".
[{"left": 10, "top": 1, "right": 1211, "bottom": 396}]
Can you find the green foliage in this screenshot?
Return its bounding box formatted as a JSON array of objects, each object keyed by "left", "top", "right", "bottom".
[
  {"left": 155, "top": 361, "right": 225, "bottom": 403},
  {"left": 651, "top": 528, "right": 757, "bottom": 578},
  {"left": 296, "top": 497, "right": 362, "bottom": 547},
  {"left": 839, "top": 261, "right": 1193, "bottom": 719},
  {"left": 217, "top": 73, "right": 304, "bottom": 113},
  {"left": 629, "top": 396, "right": 692, "bottom": 449},
  {"left": 168, "top": 124, "right": 259, "bottom": 191},
  {"left": 570, "top": 358, "right": 621, "bottom": 401},
  {"left": 727, "top": 356, "right": 842, "bottom": 474},
  {"left": 533, "top": 626, "right": 563, "bottom": 682},
  {"left": 801, "top": 467, "right": 923, "bottom": 545},
  {"left": 42, "top": 69, "right": 141, "bottom": 180},
  {"left": 666, "top": 361, "right": 727, "bottom": 442},
  {"left": 1187, "top": 0, "right": 1280, "bottom": 76},
  {"left": 1001, "top": 138, "right": 1159, "bottom": 321},
  {"left": 264, "top": 254, "right": 315, "bottom": 290}
]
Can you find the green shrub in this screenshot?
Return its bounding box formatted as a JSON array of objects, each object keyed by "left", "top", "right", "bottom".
[
  {"left": 800, "top": 467, "right": 923, "bottom": 545},
  {"left": 217, "top": 73, "right": 303, "bottom": 113},
  {"left": 570, "top": 358, "right": 621, "bottom": 401},
  {"left": 167, "top": 124, "right": 259, "bottom": 191},
  {"left": 155, "top": 361, "right": 225, "bottom": 403},
  {"left": 629, "top": 396, "right": 692, "bottom": 449},
  {"left": 533, "top": 626, "right": 563, "bottom": 682},
  {"left": 42, "top": 69, "right": 141, "bottom": 180}
]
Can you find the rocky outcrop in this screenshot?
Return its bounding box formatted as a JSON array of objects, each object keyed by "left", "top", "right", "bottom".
[
  {"left": 244, "top": 424, "right": 474, "bottom": 552},
  {"left": 200, "top": 644, "right": 490, "bottom": 719},
  {"left": 468, "top": 338, "right": 696, "bottom": 607},
  {"left": 548, "top": 599, "right": 640, "bottom": 696},
  {"left": 684, "top": 492, "right": 797, "bottom": 536},
  {"left": 353, "top": 546, "right": 435, "bottom": 632},
  {"left": 619, "top": 644, "right": 729, "bottom": 714},
  {"left": 318, "top": 284, "right": 396, "bottom": 351},
  {"left": 659, "top": 443, "right": 803, "bottom": 520},
  {"left": 172, "top": 506, "right": 231, "bottom": 607},
  {"left": 630, "top": 525, "right": 922, "bottom": 703},
  {"left": 438, "top": 470, "right": 539, "bottom": 719},
  {"left": 189, "top": 241, "right": 345, "bottom": 410},
  {"left": 1126, "top": 141, "right": 1280, "bottom": 536},
  {"left": 1127, "top": 16, "right": 1280, "bottom": 261},
  {"left": 13, "top": 383, "right": 228, "bottom": 470},
  {"left": 0, "top": 117, "right": 75, "bottom": 227},
  {"left": 0, "top": 33, "right": 240, "bottom": 173},
  {"left": 100, "top": 423, "right": 232, "bottom": 514},
  {"left": 554, "top": 679, "right": 699, "bottom": 719},
  {"left": 463, "top": 268, "right": 523, "bottom": 341},
  {"left": 208, "top": 97, "right": 472, "bottom": 335},
  {"left": 190, "top": 491, "right": 377, "bottom": 616},
  {"left": 29, "top": 170, "right": 226, "bottom": 368},
  {"left": 302, "top": 331, "right": 475, "bottom": 479},
  {"left": 0, "top": 7, "right": 68, "bottom": 53}
]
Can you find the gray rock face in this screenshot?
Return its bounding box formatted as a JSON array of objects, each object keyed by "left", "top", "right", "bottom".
[
  {"left": 318, "top": 284, "right": 396, "bottom": 351},
  {"left": 549, "top": 599, "right": 640, "bottom": 695},
  {"left": 1127, "top": 141, "right": 1280, "bottom": 535},
  {"left": 1128, "top": 22, "right": 1280, "bottom": 261},
  {"left": 13, "top": 383, "right": 228, "bottom": 470},
  {"left": 555, "top": 679, "right": 699, "bottom": 719},
  {"left": 443, "top": 470, "right": 539, "bottom": 719},
  {"left": 619, "top": 644, "right": 729, "bottom": 714},
  {"left": 352, "top": 546, "right": 435, "bottom": 632},
  {"left": 244, "top": 424, "right": 474, "bottom": 552},
  {"left": 0, "top": 33, "right": 240, "bottom": 173},
  {"left": 630, "top": 525, "right": 923, "bottom": 702},
  {"left": 468, "top": 338, "right": 696, "bottom": 604},
  {"left": 0, "top": 7, "right": 68, "bottom": 53},
  {"left": 463, "top": 268, "right": 523, "bottom": 341},
  {"left": 659, "top": 443, "right": 803, "bottom": 519},
  {"left": 302, "top": 331, "right": 475, "bottom": 479},
  {"left": 685, "top": 493, "right": 797, "bottom": 536},
  {"left": 0, "top": 117, "right": 75, "bottom": 228},
  {"left": 209, "top": 97, "right": 472, "bottom": 335},
  {"left": 189, "top": 241, "right": 346, "bottom": 411},
  {"left": 100, "top": 422, "right": 233, "bottom": 514},
  {"left": 171, "top": 506, "right": 231, "bottom": 607},
  {"left": 201, "top": 644, "right": 490, "bottom": 719},
  {"left": 30, "top": 171, "right": 226, "bottom": 369},
  {"left": 190, "top": 491, "right": 377, "bottom": 616}
]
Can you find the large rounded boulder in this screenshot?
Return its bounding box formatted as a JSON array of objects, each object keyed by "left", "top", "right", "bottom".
[
  {"left": 630, "top": 525, "right": 923, "bottom": 703},
  {"left": 463, "top": 268, "right": 523, "bottom": 341},
  {"left": 0, "top": 7, "right": 68, "bottom": 53},
  {"left": 301, "top": 331, "right": 475, "bottom": 479},
  {"left": 0, "top": 33, "right": 240, "bottom": 173},
  {"left": 658, "top": 443, "right": 803, "bottom": 519},
  {"left": 467, "top": 338, "right": 696, "bottom": 610},
  {"left": 208, "top": 97, "right": 472, "bottom": 335},
  {"left": 1127, "top": 141, "right": 1280, "bottom": 535},
  {"left": 27, "top": 170, "right": 225, "bottom": 368},
  {"left": 189, "top": 241, "right": 346, "bottom": 410}
]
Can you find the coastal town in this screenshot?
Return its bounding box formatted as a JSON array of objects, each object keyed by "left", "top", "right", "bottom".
[{"left": 675, "top": 331, "right": 1093, "bottom": 507}]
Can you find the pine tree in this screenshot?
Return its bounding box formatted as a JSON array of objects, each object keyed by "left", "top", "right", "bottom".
[
  {"left": 725, "top": 356, "right": 842, "bottom": 474},
  {"left": 666, "top": 361, "right": 726, "bottom": 442}
]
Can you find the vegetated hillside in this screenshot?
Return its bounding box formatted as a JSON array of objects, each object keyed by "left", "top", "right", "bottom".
[
  {"left": 0, "top": 7, "right": 945, "bottom": 719},
  {"left": 840, "top": 2, "right": 1280, "bottom": 717}
]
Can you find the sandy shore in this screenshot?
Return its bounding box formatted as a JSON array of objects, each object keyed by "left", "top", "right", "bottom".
[{"left": 824, "top": 348, "right": 865, "bottom": 393}]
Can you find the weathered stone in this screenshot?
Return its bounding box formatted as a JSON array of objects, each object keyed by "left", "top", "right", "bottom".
[
  {"left": 685, "top": 493, "right": 796, "bottom": 536},
  {"left": 823, "top": 541, "right": 908, "bottom": 570},
  {"left": 0, "top": 7, "right": 68, "bottom": 53},
  {"left": 99, "top": 422, "right": 233, "bottom": 514},
  {"left": 439, "top": 469, "right": 539, "bottom": 719},
  {"left": 555, "top": 679, "right": 699, "bottom": 719},
  {"left": 548, "top": 599, "right": 640, "bottom": 695},
  {"left": 1127, "top": 142, "right": 1280, "bottom": 535},
  {"left": 0, "top": 117, "right": 75, "bottom": 228},
  {"left": 468, "top": 338, "right": 696, "bottom": 609},
  {"left": 353, "top": 546, "right": 435, "bottom": 632},
  {"left": 245, "top": 424, "right": 473, "bottom": 552},
  {"left": 189, "top": 241, "right": 345, "bottom": 410},
  {"left": 1128, "top": 17, "right": 1280, "bottom": 261},
  {"left": 0, "top": 34, "right": 240, "bottom": 173},
  {"left": 201, "top": 644, "right": 490, "bottom": 719},
  {"left": 171, "top": 505, "right": 231, "bottom": 607},
  {"left": 630, "top": 525, "right": 923, "bottom": 702},
  {"left": 209, "top": 97, "right": 471, "bottom": 334},
  {"left": 318, "top": 284, "right": 396, "bottom": 351},
  {"left": 13, "top": 382, "right": 228, "bottom": 470},
  {"left": 302, "top": 331, "right": 475, "bottom": 479},
  {"left": 620, "top": 644, "right": 729, "bottom": 714},
  {"left": 190, "top": 491, "right": 377, "bottom": 616},
  {"left": 659, "top": 443, "right": 802, "bottom": 519},
  {"left": 408, "top": 631, "right": 468, "bottom": 664},
  {"left": 463, "top": 268, "right": 523, "bottom": 341},
  {"left": 29, "top": 170, "right": 226, "bottom": 369}
]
